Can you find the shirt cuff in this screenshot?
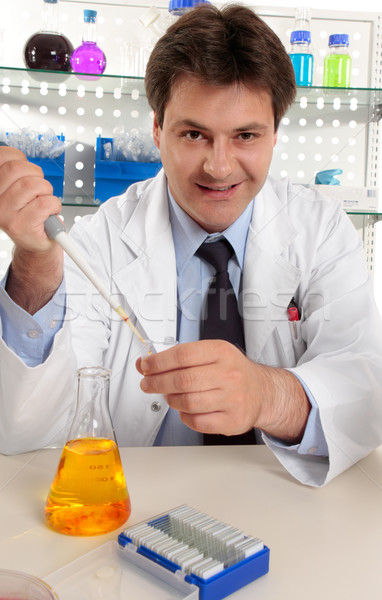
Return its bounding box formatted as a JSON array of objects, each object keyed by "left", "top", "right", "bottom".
[
  {"left": 0, "top": 271, "right": 66, "bottom": 367},
  {"left": 263, "top": 371, "right": 329, "bottom": 457}
]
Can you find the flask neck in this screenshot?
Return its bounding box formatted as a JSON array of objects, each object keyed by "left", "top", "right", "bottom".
[
  {"left": 68, "top": 367, "right": 115, "bottom": 442},
  {"left": 41, "top": 0, "right": 59, "bottom": 33},
  {"left": 83, "top": 19, "right": 97, "bottom": 44}
]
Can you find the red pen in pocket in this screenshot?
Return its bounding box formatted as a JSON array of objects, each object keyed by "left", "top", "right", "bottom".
[{"left": 287, "top": 298, "right": 299, "bottom": 338}]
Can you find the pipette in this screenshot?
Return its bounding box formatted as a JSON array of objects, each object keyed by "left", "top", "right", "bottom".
[
  {"left": 0, "top": 140, "right": 151, "bottom": 352},
  {"left": 44, "top": 214, "right": 150, "bottom": 349}
]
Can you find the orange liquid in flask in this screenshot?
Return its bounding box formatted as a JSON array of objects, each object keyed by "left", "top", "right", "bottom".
[{"left": 45, "top": 437, "right": 131, "bottom": 536}]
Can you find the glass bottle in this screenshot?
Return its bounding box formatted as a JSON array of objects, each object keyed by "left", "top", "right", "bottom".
[
  {"left": 289, "top": 7, "right": 313, "bottom": 87},
  {"left": 323, "top": 34, "right": 351, "bottom": 88},
  {"left": 23, "top": 0, "right": 73, "bottom": 73},
  {"left": 70, "top": 9, "right": 107, "bottom": 80},
  {"left": 45, "top": 367, "right": 131, "bottom": 536},
  {"left": 289, "top": 30, "right": 313, "bottom": 86}
]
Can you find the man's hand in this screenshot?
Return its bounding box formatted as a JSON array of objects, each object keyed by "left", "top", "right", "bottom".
[
  {"left": 0, "top": 146, "right": 62, "bottom": 251},
  {"left": 0, "top": 146, "right": 64, "bottom": 313},
  {"left": 136, "top": 339, "right": 310, "bottom": 443}
]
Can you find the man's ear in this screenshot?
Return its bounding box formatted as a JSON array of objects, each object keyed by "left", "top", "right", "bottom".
[{"left": 153, "top": 113, "right": 161, "bottom": 149}]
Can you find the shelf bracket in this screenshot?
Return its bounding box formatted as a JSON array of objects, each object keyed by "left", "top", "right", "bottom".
[{"left": 371, "top": 103, "right": 382, "bottom": 122}]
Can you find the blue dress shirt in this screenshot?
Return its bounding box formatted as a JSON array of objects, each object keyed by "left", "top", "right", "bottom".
[{"left": 0, "top": 274, "right": 65, "bottom": 367}]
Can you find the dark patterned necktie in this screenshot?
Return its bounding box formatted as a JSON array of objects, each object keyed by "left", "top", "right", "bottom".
[{"left": 196, "top": 238, "right": 256, "bottom": 445}]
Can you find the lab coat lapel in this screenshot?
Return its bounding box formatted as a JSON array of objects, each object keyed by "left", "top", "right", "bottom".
[
  {"left": 112, "top": 172, "right": 178, "bottom": 345},
  {"left": 243, "top": 178, "right": 302, "bottom": 361}
]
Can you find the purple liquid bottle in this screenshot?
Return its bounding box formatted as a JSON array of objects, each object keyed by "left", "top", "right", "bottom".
[{"left": 71, "top": 9, "right": 106, "bottom": 80}]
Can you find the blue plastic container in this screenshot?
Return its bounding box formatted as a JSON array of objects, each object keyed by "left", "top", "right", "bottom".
[
  {"left": 23, "top": 134, "right": 66, "bottom": 199},
  {"left": 29, "top": 152, "right": 65, "bottom": 199},
  {"left": 94, "top": 136, "right": 162, "bottom": 203}
]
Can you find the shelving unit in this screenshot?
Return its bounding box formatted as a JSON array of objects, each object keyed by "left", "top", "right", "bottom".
[
  {"left": 1, "top": 66, "right": 381, "bottom": 205},
  {"left": 0, "top": 66, "right": 150, "bottom": 207},
  {"left": 1, "top": 6, "right": 382, "bottom": 273}
]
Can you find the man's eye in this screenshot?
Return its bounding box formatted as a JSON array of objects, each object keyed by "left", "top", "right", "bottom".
[
  {"left": 186, "top": 131, "right": 203, "bottom": 140},
  {"left": 238, "top": 132, "right": 255, "bottom": 141}
]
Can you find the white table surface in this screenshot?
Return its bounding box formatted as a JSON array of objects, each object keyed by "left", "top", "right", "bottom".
[{"left": 0, "top": 445, "right": 381, "bottom": 599}]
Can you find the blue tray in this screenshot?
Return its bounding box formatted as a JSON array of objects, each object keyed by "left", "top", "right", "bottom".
[{"left": 95, "top": 136, "right": 162, "bottom": 203}]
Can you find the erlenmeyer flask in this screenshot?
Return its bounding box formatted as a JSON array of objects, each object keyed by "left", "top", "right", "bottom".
[{"left": 45, "top": 366, "right": 131, "bottom": 536}]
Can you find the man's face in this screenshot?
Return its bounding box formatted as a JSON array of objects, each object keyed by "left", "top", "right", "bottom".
[{"left": 153, "top": 76, "right": 277, "bottom": 233}]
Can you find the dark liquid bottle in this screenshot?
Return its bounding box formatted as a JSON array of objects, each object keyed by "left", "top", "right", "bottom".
[{"left": 23, "top": 0, "right": 73, "bottom": 75}]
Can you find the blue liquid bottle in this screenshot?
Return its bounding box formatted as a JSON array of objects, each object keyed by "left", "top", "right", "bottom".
[{"left": 289, "top": 30, "right": 313, "bottom": 86}]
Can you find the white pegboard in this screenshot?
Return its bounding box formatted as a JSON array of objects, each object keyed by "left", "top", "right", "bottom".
[{"left": 0, "top": 4, "right": 382, "bottom": 276}]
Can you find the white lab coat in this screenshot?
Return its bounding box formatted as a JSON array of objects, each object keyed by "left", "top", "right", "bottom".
[{"left": 1, "top": 170, "right": 382, "bottom": 487}]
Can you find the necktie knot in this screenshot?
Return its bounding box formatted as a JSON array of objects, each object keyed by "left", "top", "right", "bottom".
[{"left": 195, "top": 238, "right": 234, "bottom": 274}]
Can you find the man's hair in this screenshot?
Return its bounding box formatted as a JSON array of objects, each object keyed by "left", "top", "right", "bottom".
[{"left": 145, "top": 3, "right": 296, "bottom": 130}]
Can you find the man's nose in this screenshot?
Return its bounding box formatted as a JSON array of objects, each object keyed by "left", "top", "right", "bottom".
[{"left": 203, "top": 140, "right": 235, "bottom": 180}]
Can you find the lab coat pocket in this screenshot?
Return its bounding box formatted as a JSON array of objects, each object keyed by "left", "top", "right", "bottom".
[
  {"left": 288, "top": 319, "right": 306, "bottom": 363},
  {"left": 275, "top": 320, "right": 306, "bottom": 366}
]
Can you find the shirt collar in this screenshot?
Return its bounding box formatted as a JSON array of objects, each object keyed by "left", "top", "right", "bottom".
[{"left": 168, "top": 186, "right": 254, "bottom": 275}]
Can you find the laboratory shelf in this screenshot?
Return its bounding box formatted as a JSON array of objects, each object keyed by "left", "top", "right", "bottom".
[
  {"left": 295, "top": 86, "right": 382, "bottom": 110},
  {"left": 0, "top": 65, "right": 146, "bottom": 96},
  {"left": 2, "top": 66, "right": 382, "bottom": 108}
]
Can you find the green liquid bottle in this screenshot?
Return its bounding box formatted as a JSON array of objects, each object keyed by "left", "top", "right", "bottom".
[{"left": 323, "top": 33, "right": 351, "bottom": 88}]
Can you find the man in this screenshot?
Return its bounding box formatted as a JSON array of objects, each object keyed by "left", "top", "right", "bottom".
[{"left": 0, "top": 5, "right": 381, "bottom": 487}]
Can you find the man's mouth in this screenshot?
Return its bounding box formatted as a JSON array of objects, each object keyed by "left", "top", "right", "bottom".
[{"left": 198, "top": 183, "right": 238, "bottom": 191}]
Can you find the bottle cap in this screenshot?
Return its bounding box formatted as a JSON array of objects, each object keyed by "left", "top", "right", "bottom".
[
  {"left": 84, "top": 9, "right": 97, "bottom": 23},
  {"left": 43, "top": 0, "right": 58, "bottom": 3},
  {"left": 328, "top": 33, "right": 349, "bottom": 47},
  {"left": 290, "top": 30, "right": 311, "bottom": 44},
  {"left": 168, "top": 0, "right": 209, "bottom": 16}
]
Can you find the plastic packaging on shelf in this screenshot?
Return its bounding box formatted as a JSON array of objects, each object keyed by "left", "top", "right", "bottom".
[
  {"left": 323, "top": 33, "right": 351, "bottom": 88},
  {"left": 0, "top": 127, "right": 68, "bottom": 158},
  {"left": 23, "top": 0, "right": 73, "bottom": 75},
  {"left": 0, "top": 128, "right": 68, "bottom": 197},
  {"left": 138, "top": 6, "right": 173, "bottom": 40},
  {"left": 70, "top": 9, "right": 106, "bottom": 80},
  {"left": 110, "top": 127, "right": 161, "bottom": 163},
  {"left": 288, "top": 7, "right": 313, "bottom": 87},
  {"left": 95, "top": 134, "right": 162, "bottom": 203}
]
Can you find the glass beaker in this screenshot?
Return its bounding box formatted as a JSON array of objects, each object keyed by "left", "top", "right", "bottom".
[{"left": 45, "top": 367, "right": 131, "bottom": 536}]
